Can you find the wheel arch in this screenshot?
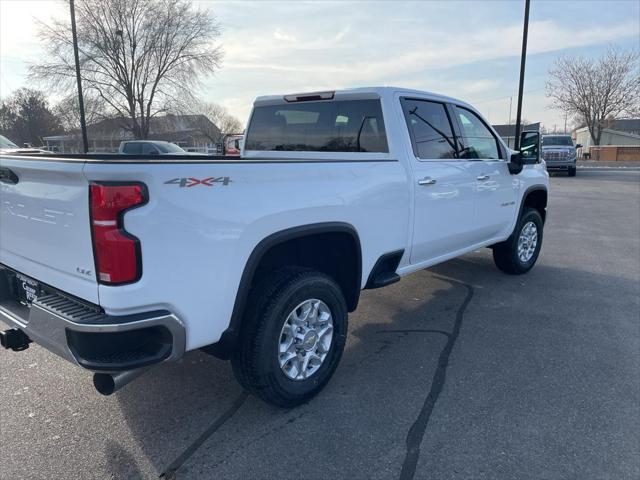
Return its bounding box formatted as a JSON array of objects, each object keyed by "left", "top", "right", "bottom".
[
  {"left": 520, "top": 186, "right": 548, "bottom": 223},
  {"left": 204, "top": 222, "right": 362, "bottom": 359}
]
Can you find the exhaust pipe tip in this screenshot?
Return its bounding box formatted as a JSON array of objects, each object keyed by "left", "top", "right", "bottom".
[
  {"left": 93, "top": 367, "right": 151, "bottom": 396},
  {"left": 93, "top": 373, "right": 117, "bottom": 396}
]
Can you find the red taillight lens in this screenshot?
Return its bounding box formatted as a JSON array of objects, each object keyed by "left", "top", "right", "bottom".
[{"left": 89, "top": 183, "right": 147, "bottom": 285}]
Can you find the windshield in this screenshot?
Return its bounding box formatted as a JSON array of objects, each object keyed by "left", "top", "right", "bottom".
[
  {"left": 542, "top": 136, "right": 573, "bottom": 147},
  {"left": 159, "top": 142, "right": 186, "bottom": 153},
  {"left": 0, "top": 135, "right": 19, "bottom": 149}
]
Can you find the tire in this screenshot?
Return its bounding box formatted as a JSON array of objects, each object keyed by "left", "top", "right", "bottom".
[
  {"left": 568, "top": 166, "right": 576, "bottom": 177},
  {"left": 493, "top": 207, "right": 544, "bottom": 275},
  {"left": 231, "top": 268, "right": 348, "bottom": 408}
]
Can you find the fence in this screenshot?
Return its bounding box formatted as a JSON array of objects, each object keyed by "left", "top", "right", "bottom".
[{"left": 587, "top": 146, "right": 640, "bottom": 161}]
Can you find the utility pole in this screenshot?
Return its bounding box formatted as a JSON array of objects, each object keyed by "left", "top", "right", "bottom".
[
  {"left": 70, "top": 0, "right": 89, "bottom": 153},
  {"left": 514, "top": 0, "right": 530, "bottom": 151}
]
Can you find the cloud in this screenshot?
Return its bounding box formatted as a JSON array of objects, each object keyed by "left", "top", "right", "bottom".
[
  {"left": 0, "top": 1, "right": 65, "bottom": 59},
  {"left": 3, "top": 0, "right": 638, "bottom": 129},
  {"left": 207, "top": 4, "right": 637, "bottom": 125},
  {"left": 224, "top": 19, "right": 638, "bottom": 84},
  {"left": 273, "top": 28, "right": 296, "bottom": 42}
]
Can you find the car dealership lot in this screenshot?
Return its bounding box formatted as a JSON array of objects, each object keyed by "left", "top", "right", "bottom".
[{"left": 1, "top": 170, "right": 639, "bottom": 480}]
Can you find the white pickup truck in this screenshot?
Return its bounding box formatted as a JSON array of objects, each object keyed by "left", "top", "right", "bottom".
[{"left": 0, "top": 87, "right": 548, "bottom": 407}]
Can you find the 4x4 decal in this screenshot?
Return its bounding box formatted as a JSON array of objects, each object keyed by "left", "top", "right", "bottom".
[{"left": 164, "top": 177, "right": 232, "bottom": 187}]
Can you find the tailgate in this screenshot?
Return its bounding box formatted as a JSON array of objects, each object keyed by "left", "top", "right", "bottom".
[{"left": 0, "top": 156, "right": 98, "bottom": 304}]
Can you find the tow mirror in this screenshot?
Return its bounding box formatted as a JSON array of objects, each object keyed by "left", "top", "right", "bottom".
[
  {"left": 520, "top": 131, "right": 540, "bottom": 163},
  {"left": 509, "top": 131, "right": 540, "bottom": 174}
]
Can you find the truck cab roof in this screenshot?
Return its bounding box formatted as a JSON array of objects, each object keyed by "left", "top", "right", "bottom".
[{"left": 254, "top": 86, "right": 473, "bottom": 109}]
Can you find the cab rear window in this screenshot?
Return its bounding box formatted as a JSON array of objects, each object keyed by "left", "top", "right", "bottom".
[
  {"left": 122, "top": 142, "right": 142, "bottom": 154},
  {"left": 244, "top": 99, "right": 388, "bottom": 153}
]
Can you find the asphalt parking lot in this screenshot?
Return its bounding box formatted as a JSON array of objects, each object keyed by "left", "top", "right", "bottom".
[{"left": 1, "top": 169, "right": 639, "bottom": 480}]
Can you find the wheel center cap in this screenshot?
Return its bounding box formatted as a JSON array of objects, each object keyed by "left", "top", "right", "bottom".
[{"left": 302, "top": 331, "right": 318, "bottom": 351}]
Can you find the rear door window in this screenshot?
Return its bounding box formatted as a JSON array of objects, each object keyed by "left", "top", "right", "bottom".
[
  {"left": 244, "top": 99, "right": 388, "bottom": 152},
  {"left": 401, "top": 99, "right": 457, "bottom": 159},
  {"left": 141, "top": 143, "right": 160, "bottom": 155}
]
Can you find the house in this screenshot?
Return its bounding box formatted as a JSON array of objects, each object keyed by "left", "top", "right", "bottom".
[
  {"left": 491, "top": 123, "right": 541, "bottom": 149},
  {"left": 606, "top": 119, "right": 640, "bottom": 136},
  {"left": 573, "top": 119, "right": 640, "bottom": 150},
  {"left": 43, "top": 114, "right": 221, "bottom": 153}
]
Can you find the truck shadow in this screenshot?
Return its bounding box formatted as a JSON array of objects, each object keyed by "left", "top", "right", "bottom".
[
  {"left": 105, "top": 251, "right": 638, "bottom": 479},
  {"left": 106, "top": 266, "right": 467, "bottom": 479}
]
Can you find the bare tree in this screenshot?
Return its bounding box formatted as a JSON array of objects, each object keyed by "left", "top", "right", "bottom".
[
  {"left": 546, "top": 47, "right": 639, "bottom": 145},
  {"left": 175, "top": 99, "right": 243, "bottom": 140},
  {"left": 196, "top": 102, "right": 243, "bottom": 134},
  {"left": 54, "top": 93, "right": 106, "bottom": 132},
  {"left": 31, "top": 0, "right": 223, "bottom": 139}
]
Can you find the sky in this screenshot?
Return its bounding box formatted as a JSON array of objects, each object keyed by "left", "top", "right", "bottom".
[{"left": 1, "top": 0, "right": 639, "bottom": 131}]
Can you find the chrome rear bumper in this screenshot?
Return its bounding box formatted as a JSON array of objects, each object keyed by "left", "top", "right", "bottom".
[{"left": 0, "top": 265, "right": 185, "bottom": 372}]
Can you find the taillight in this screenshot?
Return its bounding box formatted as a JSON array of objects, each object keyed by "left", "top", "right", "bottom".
[{"left": 89, "top": 183, "right": 147, "bottom": 285}]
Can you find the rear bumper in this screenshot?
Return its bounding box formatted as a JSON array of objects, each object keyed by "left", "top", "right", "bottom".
[{"left": 0, "top": 265, "right": 185, "bottom": 372}]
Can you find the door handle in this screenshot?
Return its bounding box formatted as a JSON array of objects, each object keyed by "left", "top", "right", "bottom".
[
  {"left": 418, "top": 177, "right": 437, "bottom": 186},
  {"left": 476, "top": 174, "right": 490, "bottom": 181}
]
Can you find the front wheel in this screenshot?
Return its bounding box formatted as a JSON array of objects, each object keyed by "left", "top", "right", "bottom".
[
  {"left": 493, "top": 207, "right": 544, "bottom": 274},
  {"left": 568, "top": 166, "right": 576, "bottom": 177},
  {"left": 231, "top": 269, "right": 348, "bottom": 408}
]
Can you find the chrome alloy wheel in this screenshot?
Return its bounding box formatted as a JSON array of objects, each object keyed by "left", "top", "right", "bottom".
[
  {"left": 278, "top": 299, "right": 334, "bottom": 381},
  {"left": 517, "top": 221, "right": 538, "bottom": 263}
]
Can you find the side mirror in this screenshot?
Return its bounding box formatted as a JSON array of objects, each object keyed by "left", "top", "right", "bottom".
[
  {"left": 575, "top": 144, "right": 582, "bottom": 149},
  {"left": 509, "top": 131, "right": 540, "bottom": 174}
]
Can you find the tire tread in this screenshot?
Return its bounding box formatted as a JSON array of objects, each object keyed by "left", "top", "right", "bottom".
[
  {"left": 493, "top": 207, "right": 543, "bottom": 275},
  {"left": 232, "top": 267, "right": 347, "bottom": 407}
]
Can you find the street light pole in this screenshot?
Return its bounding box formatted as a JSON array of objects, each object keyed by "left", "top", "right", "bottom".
[
  {"left": 514, "top": 0, "right": 530, "bottom": 151},
  {"left": 70, "top": 0, "right": 89, "bottom": 153}
]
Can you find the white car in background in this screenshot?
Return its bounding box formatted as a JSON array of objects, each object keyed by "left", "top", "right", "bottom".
[{"left": 0, "top": 135, "right": 50, "bottom": 154}]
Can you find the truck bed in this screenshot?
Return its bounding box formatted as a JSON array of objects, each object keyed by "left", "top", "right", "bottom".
[{"left": 1, "top": 151, "right": 409, "bottom": 350}]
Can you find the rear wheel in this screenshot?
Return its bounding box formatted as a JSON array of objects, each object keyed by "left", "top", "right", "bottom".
[
  {"left": 493, "top": 207, "right": 544, "bottom": 274},
  {"left": 231, "top": 268, "right": 348, "bottom": 408}
]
